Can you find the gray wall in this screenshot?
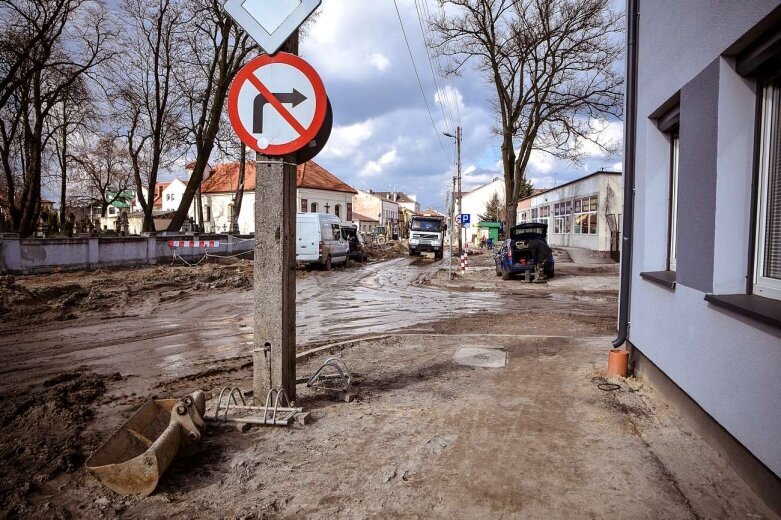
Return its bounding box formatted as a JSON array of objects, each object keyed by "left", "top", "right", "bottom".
[
  {"left": 677, "top": 59, "right": 720, "bottom": 293},
  {"left": 630, "top": 0, "right": 781, "bottom": 478},
  {"left": 0, "top": 234, "right": 254, "bottom": 274}
]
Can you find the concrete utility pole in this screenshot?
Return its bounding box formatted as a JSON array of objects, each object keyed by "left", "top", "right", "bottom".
[
  {"left": 456, "top": 126, "right": 463, "bottom": 255},
  {"left": 445, "top": 126, "right": 463, "bottom": 254},
  {"left": 253, "top": 32, "right": 299, "bottom": 403}
]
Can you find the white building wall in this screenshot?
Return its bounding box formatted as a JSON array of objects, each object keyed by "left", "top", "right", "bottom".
[
  {"left": 354, "top": 191, "right": 399, "bottom": 227},
  {"left": 517, "top": 173, "right": 623, "bottom": 253},
  {"left": 629, "top": 0, "right": 781, "bottom": 477},
  {"left": 162, "top": 179, "right": 186, "bottom": 212},
  {"left": 460, "top": 179, "right": 504, "bottom": 243},
  {"left": 297, "top": 188, "right": 354, "bottom": 221}
]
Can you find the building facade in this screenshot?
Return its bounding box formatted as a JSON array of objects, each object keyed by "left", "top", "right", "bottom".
[
  {"left": 623, "top": 0, "right": 781, "bottom": 509},
  {"left": 517, "top": 171, "right": 623, "bottom": 255},
  {"left": 200, "top": 161, "right": 356, "bottom": 235},
  {"left": 459, "top": 178, "right": 505, "bottom": 244},
  {"left": 354, "top": 190, "right": 400, "bottom": 235},
  {"left": 372, "top": 192, "right": 421, "bottom": 215}
]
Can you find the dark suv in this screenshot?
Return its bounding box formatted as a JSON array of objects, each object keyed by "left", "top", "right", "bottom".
[
  {"left": 494, "top": 223, "right": 554, "bottom": 280},
  {"left": 341, "top": 225, "right": 368, "bottom": 262}
]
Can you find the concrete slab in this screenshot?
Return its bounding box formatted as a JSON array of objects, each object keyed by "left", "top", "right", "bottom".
[{"left": 453, "top": 347, "right": 507, "bottom": 368}]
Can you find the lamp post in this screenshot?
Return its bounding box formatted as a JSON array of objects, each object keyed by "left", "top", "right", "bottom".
[{"left": 444, "top": 127, "right": 462, "bottom": 255}]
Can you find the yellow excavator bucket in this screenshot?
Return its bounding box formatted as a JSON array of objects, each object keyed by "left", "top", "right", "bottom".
[{"left": 86, "top": 391, "right": 205, "bottom": 496}]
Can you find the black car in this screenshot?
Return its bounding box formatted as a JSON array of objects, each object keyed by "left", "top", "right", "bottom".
[
  {"left": 341, "top": 225, "right": 368, "bottom": 262},
  {"left": 494, "top": 223, "right": 555, "bottom": 280}
]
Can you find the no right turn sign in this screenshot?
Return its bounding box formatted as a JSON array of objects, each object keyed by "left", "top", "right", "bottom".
[{"left": 228, "top": 53, "right": 328, "bottom": 156}]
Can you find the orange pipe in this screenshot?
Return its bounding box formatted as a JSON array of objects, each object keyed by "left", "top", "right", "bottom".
[{"left": 607, "top": 349, "right": 629, "bottom": 378}]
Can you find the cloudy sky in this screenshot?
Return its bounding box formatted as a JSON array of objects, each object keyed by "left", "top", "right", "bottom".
[{"left": 298, "top": 0, "right": 624, "bottom": 211}]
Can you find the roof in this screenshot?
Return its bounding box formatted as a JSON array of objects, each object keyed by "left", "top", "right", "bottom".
[
  {"left": 421, "top": 208, "right": 444, "bottom": 217},
  {"left": 517, "top": 171, "right": 622, "bottom": 203},
  {"left": 201, "top": 161, "right": 356, "bottom": 194},
  {"left": 372, "top": 191, "right": 416, "bottom": 204},
  {"left": 297, "top": 161, "right": 357, "bottom": 194},
  {"left": 351, "top": 212, "right": 379, "bottom": 222}
]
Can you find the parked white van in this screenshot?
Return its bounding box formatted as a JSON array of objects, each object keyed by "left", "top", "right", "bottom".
[{"left": 296, "top": 213, "right": 349, "bottom": 270}]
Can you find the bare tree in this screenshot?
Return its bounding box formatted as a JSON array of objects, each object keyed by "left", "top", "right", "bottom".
[
  {"left": 0, "top": 0, "right": 112, "bottom": 236},
  {"left": 71, "top": 134, "right": 133, "bottom": 217},
  {"left": 166, "top": 0, "right": 256, "bottom": 232},
  {"left": 431, "top": 0, "right": 623, "bottom": 228},
  {"left": 113, "top": 0, "right": 185, "bottom": 233},
  {"left": 47, "top": 76, "right": 94, "bottom": 224}
]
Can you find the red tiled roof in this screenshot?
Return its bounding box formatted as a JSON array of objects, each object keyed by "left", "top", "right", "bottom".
[
  {"left": 297, "top": 161, "right": 357, "bottom": 194},
  {"left": 201, "top": 161, "right": 356, "bottom": 195}
]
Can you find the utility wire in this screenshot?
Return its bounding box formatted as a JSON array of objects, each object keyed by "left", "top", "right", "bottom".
[
  {"left": 423, "top": 0, "right": 462, "bottom": 129},
  {"left": 413, "top": 0, "right": 454, "bottom": 134},
  {"left": 392, "top": 0, "right": 451, "bottom": 162}
]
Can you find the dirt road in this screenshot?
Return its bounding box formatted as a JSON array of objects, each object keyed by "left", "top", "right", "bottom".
[
  {"left": 0, "top": 255, "right": 615, "bottom": 395},
  {"left": 6, "top": 251, "right": 770, "bottom": 519}
]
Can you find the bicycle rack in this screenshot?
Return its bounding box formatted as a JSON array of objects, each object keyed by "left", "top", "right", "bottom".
[
  {"left": 206, "top": 387, "right": 303, "bottom": 427},
  {"left": 299, "top": 357, "right": 355, "bottom": 402}
]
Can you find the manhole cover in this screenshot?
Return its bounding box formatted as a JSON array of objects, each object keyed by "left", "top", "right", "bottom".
[{"left": 454, "top": 347, "right": 507, "bottom": 368}]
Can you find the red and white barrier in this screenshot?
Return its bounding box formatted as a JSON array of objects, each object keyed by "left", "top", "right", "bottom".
[{"left": 168, "top": 240, "right": 220, "bottom": 248}]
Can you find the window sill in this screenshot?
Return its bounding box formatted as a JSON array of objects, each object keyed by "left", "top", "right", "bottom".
[
  {"left": 704, "top": 294, "right": 781, "bottom": 329},
  {"left": 640, "top": 271, "right": 677, "bottom": 289}
]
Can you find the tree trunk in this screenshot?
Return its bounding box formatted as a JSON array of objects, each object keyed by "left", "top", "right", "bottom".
[
  {"left": 501, "top": 132, "right": 516, "bottom": 235},
  {"left": 231, "top": 144, "right": 246, "bottom": 234},
  {"left": 60, "top": 108, "right": 68, "bottom": 226}
]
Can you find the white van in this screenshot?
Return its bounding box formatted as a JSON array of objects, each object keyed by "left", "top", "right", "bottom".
[{"left": 296, "top": 213, "right": 349, "bottom": 270}]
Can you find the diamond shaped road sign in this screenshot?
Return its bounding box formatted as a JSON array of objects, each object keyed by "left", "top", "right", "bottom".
[{"left": 224, "top": 0, "right": 322, "bottom": 55}]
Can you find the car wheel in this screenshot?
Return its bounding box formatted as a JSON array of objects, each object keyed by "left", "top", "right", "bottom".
[
  {"left": 435, "top": 252, "right": 443, "bottom": 260},
  {"left": 501, "top": 271, "right": 513, "bottom": 281},
  {"left": 545, "top": 266, "right": 555, "bottom": 279},
  {"left": 495, "top": 264, "right": 502, "bottom": 277}
]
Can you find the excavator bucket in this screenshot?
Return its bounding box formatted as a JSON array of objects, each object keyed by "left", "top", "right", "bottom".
[{"left": 86, "top": 391, "right": 206, "bottom": 496}]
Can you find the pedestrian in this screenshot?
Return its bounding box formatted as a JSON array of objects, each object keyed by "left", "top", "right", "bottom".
[
  {"left": 528, "top": 238, "right": 552, "bottom": 283},
  {"left": 487, "top": 237, "right": 494, "bottom": 250},
  {"left": 480, "top": 235, "right": 487, "bottom": 249}
]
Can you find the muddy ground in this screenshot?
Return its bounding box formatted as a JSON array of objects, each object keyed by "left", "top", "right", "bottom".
[{"left": 0, "top": 249, "right": 775, "bottom": 518}]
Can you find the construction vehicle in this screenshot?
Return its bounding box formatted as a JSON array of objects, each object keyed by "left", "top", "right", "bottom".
[{"left": 408, "top": 215, "right": 447, "bottom": 259}]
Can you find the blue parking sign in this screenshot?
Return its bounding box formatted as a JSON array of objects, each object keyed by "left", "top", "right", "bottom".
[{"left": 458, "top": 214, "right": 471, "bottom": 226}]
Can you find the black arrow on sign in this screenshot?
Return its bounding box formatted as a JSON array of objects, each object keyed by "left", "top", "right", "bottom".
[{"left": 253, "top": 89, "right": 308, "bottom": 134}]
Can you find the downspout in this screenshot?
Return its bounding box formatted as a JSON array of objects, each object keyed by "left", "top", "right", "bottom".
[{"left": 613, "top": 0, "right": 639, "bottom": 349}]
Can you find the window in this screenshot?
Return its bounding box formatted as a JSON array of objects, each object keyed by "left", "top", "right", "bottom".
[
  {"left": 554, "top": 202, "right": 572, "bottom": 234},
  {"left": 573, "top": 196, "right": 598, "bottom": 235},
  {"left": 301, "top": 199, "right": 308, "bottom": 213},
  {"left": 347, "top": 203, "right": 353, "bottom": 221},
  {"left": 206, "top": 206, "right": 212, "bottom": 222},
  {"left": 539, "top": 205, "right": 550, "bottom": 224},
  {"left": 311, "top": 202, "right": 318, "bottom": 213},
  {"left": 669, "top": 135, "right": 680, "bottom": 270},
  {"left": 331, "top": 224, "right": 341, "bottom": 240},
  {"left": 335, "top": 204, "right": 341, "bottom": 218},
  {"left": 755, "top": 80, "right": 781, "bottom": 301}
]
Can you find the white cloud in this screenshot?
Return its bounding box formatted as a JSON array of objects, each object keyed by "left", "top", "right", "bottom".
[
  {"left": 360, "top": 148, "right": 399, "bottom": 177},
  {"left": 320, "top": 119, "right": 375, "bottom": 159},
  {"left": 368, "top": 53, "right": 391, "bottom": 72}
]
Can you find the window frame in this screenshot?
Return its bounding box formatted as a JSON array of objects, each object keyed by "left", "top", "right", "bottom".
[
  {"left": 753, "top": 80, "right": 781, "bottom": 301},
  {"left": 301, "top": 199, "right": 308, "bottom": 213},
  {"left": 668, "top": 135, "right": 680, "bottom": 271}
]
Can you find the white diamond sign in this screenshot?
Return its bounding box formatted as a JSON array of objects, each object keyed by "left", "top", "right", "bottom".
[{"left": 224, "top": 0, "right": 321, "bottom": 55}]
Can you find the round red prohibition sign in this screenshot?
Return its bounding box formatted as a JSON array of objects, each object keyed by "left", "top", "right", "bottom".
[{"left": 228, "top": 53, "right": 328, "bottom": 156}]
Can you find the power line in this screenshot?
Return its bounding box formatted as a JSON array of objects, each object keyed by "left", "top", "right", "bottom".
[
  {"left": 413, "top": 0, "right": 454, "bottom": 134},
  {"left": 392, "top": 0, "right": 451, "bottom": 162},
  {"left": 419, "top": 0, "right": 462, "bottom": 129}
]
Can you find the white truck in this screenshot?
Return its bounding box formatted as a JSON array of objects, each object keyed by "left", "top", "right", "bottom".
[{"left": 408, "top": 215, "right": 447, "bottom": 260}]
